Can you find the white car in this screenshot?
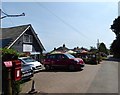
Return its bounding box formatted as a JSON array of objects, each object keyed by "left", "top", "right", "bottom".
[{"left": 19, "top": 57, "right": 43, "bottom": 72}]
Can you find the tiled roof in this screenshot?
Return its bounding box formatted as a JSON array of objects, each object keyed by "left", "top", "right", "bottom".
[
  {"left": 50, "top": 44, "right": 69, "bottom": 53},
  {"left": 0, "top": 24, "right": 45, "bottom": 51},
  {"left": 0, "top": 24, "right": 29, "bottom": 48},
  {"left": 1, "top": 24, "right": 29, "bottom": 40}
]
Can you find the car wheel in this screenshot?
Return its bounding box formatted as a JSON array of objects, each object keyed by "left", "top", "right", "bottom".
[
  {"left": 45, "top": 65, "right": 51, "bottom": 70},
  {"left": 68, "top": 65, "right": 75, "bottom": 71}
]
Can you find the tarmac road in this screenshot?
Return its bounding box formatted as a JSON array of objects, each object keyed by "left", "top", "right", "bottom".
[
  {"left": 21, "top": 59, "right": 118, "bottom": 94},
  {"left": 87, "top": 60, "right": 118, "bottom": 93}
]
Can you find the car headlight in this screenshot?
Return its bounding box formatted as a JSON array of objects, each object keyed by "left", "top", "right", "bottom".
[{"left": 32, "top": 67, "right": 36, "bottom": 70}]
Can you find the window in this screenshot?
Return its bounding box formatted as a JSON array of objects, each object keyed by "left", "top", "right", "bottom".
[
  {"left": 23, "top": 34, "right": 33, "bottom": 43},
  {"left": 65, "top": 54, "right": 75, "bottom": 59},
  {"left": 22, "top": 57, "right": 36, "bottom": 63},
  {"left": 57, "top": 55, "right": 65, "bottom": 59},
  {"left": 47, "top": 55, "right": 56, "bottom": 59}
]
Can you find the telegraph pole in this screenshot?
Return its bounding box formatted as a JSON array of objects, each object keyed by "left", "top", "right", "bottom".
[
  {"left": 1, "top": 9, "right": 25, "bottom": 95},
  {"left": 97, "top": 39, "right": 100, "bottom": 64}
]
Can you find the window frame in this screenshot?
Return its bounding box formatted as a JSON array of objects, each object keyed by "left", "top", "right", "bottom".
[{"left": 23, "top": 34, "right": 33, "bottom": 43}]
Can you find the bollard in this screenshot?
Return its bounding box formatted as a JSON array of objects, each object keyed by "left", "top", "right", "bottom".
[{"left": 28, "top": 80, "right": 38, "bottom": 94}]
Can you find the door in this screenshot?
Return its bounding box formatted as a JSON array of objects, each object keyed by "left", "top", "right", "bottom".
[{"left": 55, "top": 54, "right": 67, "bottom": 68}]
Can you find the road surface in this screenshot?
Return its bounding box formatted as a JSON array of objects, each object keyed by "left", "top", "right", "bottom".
[{"left": 21, "top": 59, "right": 118, "bottom": 94}]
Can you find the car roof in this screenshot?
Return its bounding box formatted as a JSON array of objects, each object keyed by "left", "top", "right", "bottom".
[
  {"left": 48, "top": 53, "right": 73, "bottom": 55},
  {"left": 48, "top": 53, "right": 66, "bottom": 55},
  {"left": 18, "top": 57, "right": 31, "bottom": 59}
]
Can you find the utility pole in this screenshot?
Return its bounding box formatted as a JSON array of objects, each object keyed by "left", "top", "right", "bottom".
[
  {"left": 1, "top": 9, "right": 25, "bottom": 95},
  {"left": 0, "top": 9, "right": 25, "bottom": 19},
  {"left": 97, "top": 39, "right": 100, "bottom": 64}
]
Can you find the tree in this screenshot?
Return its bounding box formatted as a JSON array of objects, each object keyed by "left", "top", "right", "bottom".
[
  {"left": 111, "top": 16, "right": 120, "bottom": 37},
  {"left": 110, "top": 16, "right": 120, "bottom": 58},
  {"left": 110, "top": 38, "right": 120, "bottom": 57},
  {"left": 98, "top": 42, "right": 108, "bottom": 55},
  {"left": 89, "top": 46, "right": 97, "bottom": 53}
]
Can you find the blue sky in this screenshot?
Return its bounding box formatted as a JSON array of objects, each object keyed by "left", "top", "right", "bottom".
[{"left": 2, "top": 2, "right": 118, "bottom": 52}]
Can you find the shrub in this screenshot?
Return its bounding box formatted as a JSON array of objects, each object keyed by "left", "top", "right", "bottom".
[{"left": 0, "top": 48, "right": 19, "bottom": 61}]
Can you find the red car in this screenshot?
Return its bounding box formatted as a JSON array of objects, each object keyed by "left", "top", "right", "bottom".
[{"left": 43, "top": 53, "right": 85, "bottom": 71}]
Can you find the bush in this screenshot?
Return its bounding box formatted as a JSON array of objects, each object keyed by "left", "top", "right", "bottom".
[
  {"left": 12, "top": 80, "right": 21, "bottom": 95},
  {"left": 0, "top": 48, "right": 19, "bottom": 61}
]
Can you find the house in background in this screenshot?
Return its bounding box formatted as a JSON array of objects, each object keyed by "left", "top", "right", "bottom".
[
  {"left": 0, "top": 24, "right": 45, "bottom": 61},
  {"left": 50, "top": 44, "right": 69, "bottom": 54},
  {"left": 50, "top": 44, "right": 88, "bottom": 54}
]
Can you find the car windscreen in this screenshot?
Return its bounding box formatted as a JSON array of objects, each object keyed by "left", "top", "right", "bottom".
[
  {"left": 22, "top": 57, "right": 36, "bottom": 63},
  {"left": 65, "top": 54, "right": 75, "bottom": 59}
]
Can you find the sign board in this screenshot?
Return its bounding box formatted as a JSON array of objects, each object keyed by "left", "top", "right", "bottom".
[
  {"left": 23, "top": 44, "right": 32, "bottom": 52},
  {"left": 4, "top": 61, "right": 12, "bottom": 67},
  {"left": 17, "top": 70, "right": 20, "bottom": 77}
]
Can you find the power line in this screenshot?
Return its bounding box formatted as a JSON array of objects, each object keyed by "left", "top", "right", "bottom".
[{"left": 36, "top": 3, "right": 95, "bottom": 43}]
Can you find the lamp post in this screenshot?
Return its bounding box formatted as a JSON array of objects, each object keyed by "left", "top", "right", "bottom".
[{"left": 0, "top": 10, "right": 25, "bottom": 19}]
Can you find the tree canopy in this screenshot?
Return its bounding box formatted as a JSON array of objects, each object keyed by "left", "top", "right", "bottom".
[
  {"left": 110, "top": 16, "right": 120, "bottom": 58},
  {"left": 98, "top": 42, "right": 108, "bottom": 55},
  {"left": 111, "top": 16, "right": 120, "bottom": 37}
]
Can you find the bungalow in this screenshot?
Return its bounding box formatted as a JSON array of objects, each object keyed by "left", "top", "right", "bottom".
[
  {"left": 0, "top": 24, "right": 45, "bottom": 61},
  {"left": 50, "top": 44, "right": 69, "bottom": 54}
]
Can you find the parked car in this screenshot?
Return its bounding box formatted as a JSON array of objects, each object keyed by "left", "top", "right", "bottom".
[
  {"left": 79, "top": 53, "right": 98, "bottom": 64},
  {"left": 21, "top": 62, "right": 34, "bottom": 81},
  {"left": 43, "top": 53, "right": 85, "bottom": 71},
  {"left": 19, "top": 57, "right": 43, "bottom": 72}
]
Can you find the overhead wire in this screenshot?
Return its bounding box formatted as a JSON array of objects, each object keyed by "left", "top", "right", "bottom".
[
  {"left": 1, "top": 3, "right": 97, "bottom": 47},
  {"left": 36, "top": 3, "right": 95, "bottom": 43}
]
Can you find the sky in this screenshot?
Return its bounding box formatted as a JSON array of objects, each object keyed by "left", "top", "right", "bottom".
[{"left": 1, "top": 1, "right": 118, "bottom": 52}]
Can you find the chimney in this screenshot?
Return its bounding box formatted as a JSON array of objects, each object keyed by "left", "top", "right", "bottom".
[
  {"left": 63, "top": 44, "right": 65, "bottom": 48},
  {"left": 54, "top": 47, "right": 56, "bottom": 50}
]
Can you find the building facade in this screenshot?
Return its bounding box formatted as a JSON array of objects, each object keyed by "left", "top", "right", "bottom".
[{"left": 0, "top": 24, "right": 45, "bottom": 61}]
